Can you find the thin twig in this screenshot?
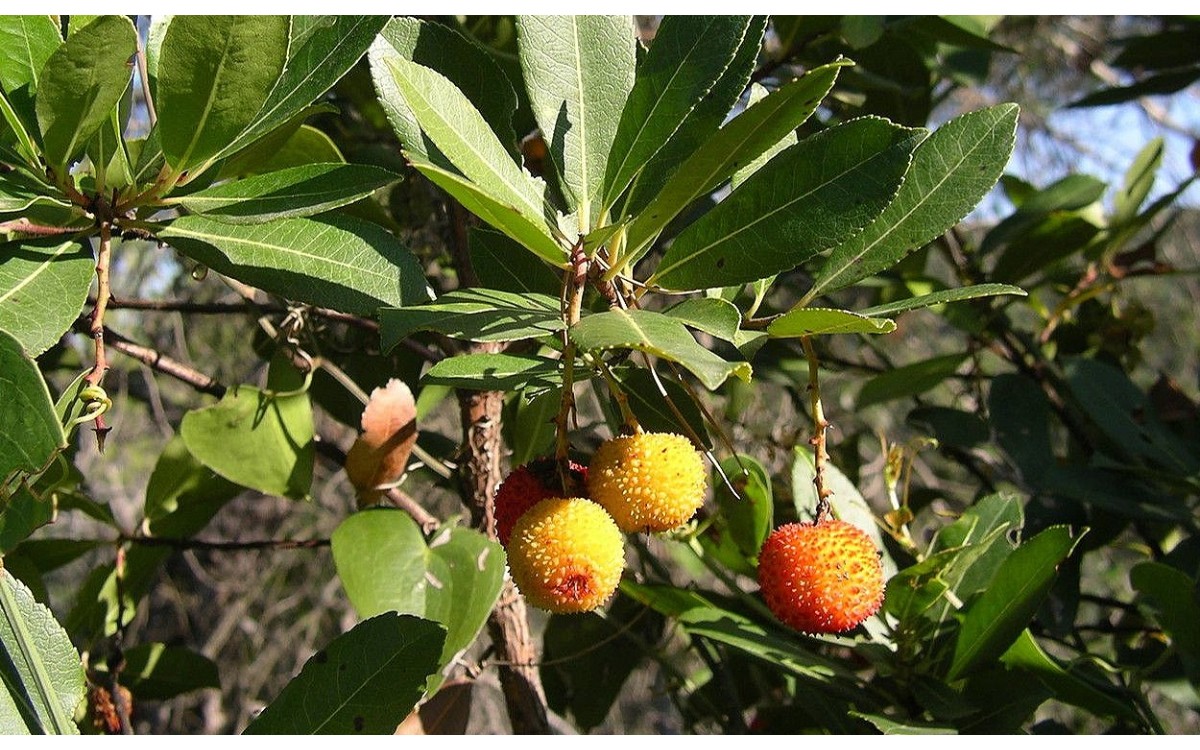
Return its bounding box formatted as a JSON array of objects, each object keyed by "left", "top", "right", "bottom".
[
  {"left": 118, "top": 534, "right": 330, "bottom": 551},
  {"left": 84, "top": 221, "right": 115, "bottom": 450}
]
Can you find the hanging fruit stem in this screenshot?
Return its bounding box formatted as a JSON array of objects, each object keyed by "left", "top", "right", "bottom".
[
  {"left": 554, "top": 239, "right": 589, "bottom": 488},
  {"left": 802, "top": 336, "right": 833, "bottom": 522}
]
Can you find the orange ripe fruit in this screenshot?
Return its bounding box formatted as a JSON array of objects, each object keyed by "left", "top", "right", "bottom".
[
  {"left": 757, "top": 520, "right": 885, "bottom": 634},
  {"left": 493, "top": 458, "right": 587, "bottom": 547},
  {"left": 587, "top": 432, "right": 707, "bottom": 533},
  {"left": 506, "top": 497, "right": 625, "bottom": 614}
]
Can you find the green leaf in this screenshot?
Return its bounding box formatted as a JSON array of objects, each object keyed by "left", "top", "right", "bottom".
[
  {"left": 1113, "top": 137, "right": 1163, "bottom": 225},
  {"left": 176, "top": 164, "right": 400, "bottom": 224},
  {"left": 981, "top": 173, "right": 1107, "bottom": 254},
  {"left": 0, "top": 568, "right": 83, "bottom": 734},
  {"left": 34, "top": 15, "right": 136, "bottom": 173},
  {"left": 507, "top": 387, "right": 560, "bottom": 467},
  {"left": 180, "top": 386, "right": 313, "bottom": 500},
  {"left": 332, "top": 510, "right": 505, "bottom": 694},
  {"left": 858, "top": 283, "right": 1026, "bottom": 317},
  {"left": 159, "top": 214, "right": 429, "bottom": 317},
  {"left": 712, "top": 454, "right": 773, "bottom": 561},
  {"left": 651, "top": 117, "right": 924, "bottom": 291},
  {"left": 0, "top": 330, "right": 64, "bottom": 483},
  {"left": 541, "top": 594, "right": 664, "bottom": 732},
  {"left": 624, "top": 59, "right": 848, "bottom": 262},
  {"left": 730, "top": 83, "right": 796, "bottom": 191},
  {"left": 0, "top": 485, "right": 54, "bottom": 555},
  {"left": 602, "top": 16, "right": 753, "bottom": 208},
  {"left": 412, "top": 160, "right": 565, "bottom": 265},
  {"left": 851, "top": 712, "right": 957, "bottom": 735},
  {"left": 0, "top": 237, "right": 93, "bottom": 356},
  {"left": 516, "top": 15, "right": 636, "bottom": 224},
  {"left": 857, "top": 353, "right": 967, "bottom": 410},
  {"left": 468, "top": 226, "right": 560, "bottom": 296},
  {"left": 216, "top": 110, "right": 338, "bottom": 178},
  {"left": 948, "top": 525, "right": 1085, "bottom": 681},
  {"left": 380, "top": 288, "right": 562, "bottom": 350},
  {"left": 91, "top": 643, "right": 220, "bottom": 701},
  {"left": 805, "top": 104, "right": 1018, "bottom": 301},
  {"left": 7, "top": 539, "right": 104, "bottom": 574},
  {"left": 142, "top": 434, "right": 241, "bottom": 527},
  {"left": 622, "top": 17, "right": 766, "bottom": 220},
  {"left": 611, "top": 366, "right": 711, "bottom": 450},
  {"left": 243, "top": 612, "right": 445, "bottom": 735},
  {"left": 767, "top": 308, "right": 896, "bottom": 337},
  {"left": 908, "top": 406, "right": 988, "bottom": 449},
  {"left": 988, "top": 374, "right": 1054, "bottom": 484},
  {"left": 384, "top": 55, "right": 549, "bottom": 233},
  {"left": 1131, "top": 562, "right": 1200, "bottom": 691},
  {"left": 0, "top": 89, "right": 40, "bottom": 168},
  {"left": 422, "top": 352, "right": 560, "bottom": 392},
  {"left": 570, "top": 309, "right": 751, "bottom": 390},
  {"left": 1000, "top": 630, "right": 1141, "bottom": 721},
  {"left": 370, "top": 17, "right": 517, "bottom": 166},
  {"left": 663, "top": 297, "right": 741, "bottom": 342},
  {"left": 157, "top": 16, "right": 289, "bottom": 172},
  {"left": 0, "top": 15, "right": 61, "bottom": 135},
  {"left": 217, "top": 16, "right": 387, "bottom": 160}
]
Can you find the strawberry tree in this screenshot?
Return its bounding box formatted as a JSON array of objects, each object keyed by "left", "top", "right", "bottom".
[{"left": 2, "top": 14, "right": 1197, "bottom": 735}]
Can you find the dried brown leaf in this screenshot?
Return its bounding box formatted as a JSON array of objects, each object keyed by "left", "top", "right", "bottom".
[{"left": 345, "top": 379, "right": 417, "bottom": 507}]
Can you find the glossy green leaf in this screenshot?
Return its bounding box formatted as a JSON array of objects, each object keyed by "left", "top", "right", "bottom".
[
  {"left": 412, "top": 160, "right": 565, "bottom": 265},
  {"left": 602, "top": 16, "right": 753, "bottom": 208},
  {"left": 8, "top": 539, "right": 104, "bottom": 573},
  {"left": 0, "top": 330, "right": 64, "bottom": 483},
  {"left": 516, "top": 15, "right": 636, "bottom": 223},
  {"left": 157, "top": 16, "right": 288, "bottom": 171},
  {"left": 142, "top": 434, "right": 241, "bottom": 527},
  {"left": 663, "top": 297, "right": 741, "bottom": 342},
  {"left": 611, "top": 367, "right": 711, "bottom": 450},
  {"left": 218, "top": 16, "right": 387, "bottom": 160},
  {"left": 0, "top": 237, "right": 93, "bottom": 356},
  {"left": 624, "top": 59, "right": 847, "bottom": 261},
  {"left": 180, "top": 386, "right": 314, "bottom": 500},
  {"left": 0, "top": 485, "right": 54, "bottom": 555},
  {"left": 570, "top": 309, "right": 751, "bottom": 390},
  {"left": 91, "top": 643, "right": 220, "bottom": 701},
  {"left": 729, "top": 83, "right": 796, "bottom": 191},
  {"left": 0, "top": 15, "right": 60, "bottom": 134},
  {"left": 332, "top": 510, "right": 505, "bottom": 694},
  {"left": 177, "top": 164, "right": 400, "bottom": 224},
  {"left": 160, "top": 214, "right": 429, "bottom": 317},
  {"left": 384, "top": 55, "right": 548, "bottom": 232},
  {"left": 858, "top": 283, "right": 1026, "bottom": 317},
  {"left": 0, "top": 89, "right": 41, "bottom": 168},
  {"left": 85, "top": 100, "right": 133, "bottom": 191},
  {"left": 0, "top": 568, "right": 83, "bottom": 734},
  {"left": 422, "top": 352, "right": 560, "bottom": 392},
  {"left": 713, "top": 454, "right": 773, "bottom": 561},
  {"left": 370, "top": 16, "right": 517, "bottom": 165},
  {"left": 1000, "top": 630, "right": 1141, "bottom": 721},
  {"left": 468, "top": 226, "right": 560, "bottom": 296},
  {"left": 1131, "top": 562, "right": 1200, "bottom": 690},
  {"left": 948, "top": 526, "right": 1084, "bottom": 681},
  {"left": 857, "top": 353, "right": 967, "bottom": 409},
  {"left": 216, "top": 109, "right": 338, "bottom": 178},
  {"left": 380, "top": 288, "right": 562, "bottom": 350},
  {"left": 622, "top": 17, "right": 766, "bottom": 219},
  {"left": 981, "top": 173, "right": 1107, "bottom": 254},
  {"left": 768, "top": 308, "right": 896, "bottom": 337},
  {"left": 806, "top": 104, "right": 1018, "bottom": 301},
  {"left": 651, "top": 117, "right": 924, "bottom": 291},
  {"left": 35, "top": 15, "right": 136, "bottom": 173},
  {"left": 507, "top": 387, "right": 560, "bottom": 466},
  {"left": 243, "top": 612, "right": 445, "bottom": 735}
]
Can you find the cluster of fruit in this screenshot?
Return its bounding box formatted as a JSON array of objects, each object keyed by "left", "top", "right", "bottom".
[{"left": 494, "top": 432, "right": 886, "bottom": 635}]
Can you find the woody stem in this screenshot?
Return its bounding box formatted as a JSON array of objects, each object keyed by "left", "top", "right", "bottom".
[{"left": 802, "top": 336, "right": 833, "bottom": 522}]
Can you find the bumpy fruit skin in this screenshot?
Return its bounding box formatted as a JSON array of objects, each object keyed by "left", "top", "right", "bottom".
[
  {"left": 587, "top": 432, "right": 707, "bottom": 533},
  {"left": 493, "top": 458, "right": 587, "bottom": 547},
  {"left": 757, "top": 520, "right": 885, "bottom": 634},
  {"left": 506, "top": 497, "right": 625, "bottom": 614}
]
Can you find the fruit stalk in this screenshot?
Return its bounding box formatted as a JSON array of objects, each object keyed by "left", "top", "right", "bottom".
[
  {"left": 802, "top": 336, "right": 833, "bottom": 521},
  {"left": 554, "top": 239, "right": 589, "bottom": 485}
]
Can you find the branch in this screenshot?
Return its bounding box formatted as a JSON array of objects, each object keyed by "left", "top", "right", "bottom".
[
  {"left": 84, "top": 220, "right": 115, "bottom": 450},
  {"left": 119, "top": 534, "right": 330, "bottom": 551}
]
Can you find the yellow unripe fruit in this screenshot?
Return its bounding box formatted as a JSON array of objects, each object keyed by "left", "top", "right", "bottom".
[
  {"left": 587, "top": 432, "right": 708, "bottom": 533},
  {"left": 506, "top": 497, "right": 625, "bottom": 614}
]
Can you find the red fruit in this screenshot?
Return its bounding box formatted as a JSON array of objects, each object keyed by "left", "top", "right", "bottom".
[
  {"left": 493, "top": 458, "right": 587, "bottom": 546},
  {"left": 757, "top": 520, "right": 885, "bottom": 634}
]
